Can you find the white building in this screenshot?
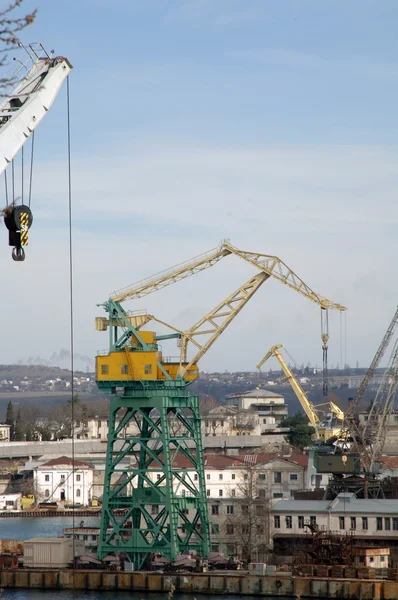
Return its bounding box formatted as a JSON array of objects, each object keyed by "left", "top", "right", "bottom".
[
  {"left": 225, "top": 389, "right": 287, "bottom": 422},
  {"left": 0, "top": 493, "right": 21, "bottom": 511},
  {"left": 0, "top": 424, "right": 11, "bottom": 442},
  {"left": 272, "top": 493, "right": 398, "bottom": 542},
  {"left": 33, "top": 456, "right": 94, "bottom": 506}
]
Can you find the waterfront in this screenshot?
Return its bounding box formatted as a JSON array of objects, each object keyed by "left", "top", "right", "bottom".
[
  {"left": 0, "top": 593, "right": 285, "bottom": 600},
  {"left": 0, "top": 517, "right": 100, "bottom": 540}
]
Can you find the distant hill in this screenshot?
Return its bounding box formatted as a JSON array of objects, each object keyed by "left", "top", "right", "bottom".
[{"left": 0, "top": 365, "right": 92, "bottom": 379}]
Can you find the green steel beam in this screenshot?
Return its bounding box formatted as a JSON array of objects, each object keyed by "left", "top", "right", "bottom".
[{"left": 97, "top": 384, "right": 211, "bottom": 569}]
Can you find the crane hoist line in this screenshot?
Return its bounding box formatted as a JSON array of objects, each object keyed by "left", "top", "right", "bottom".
[{"left": 0, "top": 43, "right": 72, "bottom": 260}]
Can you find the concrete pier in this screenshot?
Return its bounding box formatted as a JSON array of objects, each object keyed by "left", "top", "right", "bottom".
[{"left": 0, "top": 569, "right": 397, "bottom": 598}]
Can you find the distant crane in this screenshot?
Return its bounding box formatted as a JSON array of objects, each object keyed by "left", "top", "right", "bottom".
[{"left": 256, "top": 344, "right": 344, "bottom": 441}]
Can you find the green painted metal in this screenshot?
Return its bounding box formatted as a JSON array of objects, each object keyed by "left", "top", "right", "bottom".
[{"left": 97, "top": 384, "right": 211, "bottom": 568}]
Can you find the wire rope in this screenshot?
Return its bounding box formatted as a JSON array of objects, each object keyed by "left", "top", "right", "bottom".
[
  {"left": 11, "top": 158, "right": 14, "bottom": 204},
  {"left": 66, "top": 75, "right": 76, "bottom": 589},
  {"left": 21, "top": 145, "right": 24, "bottom": 203},
  {"left": 4, "top": 171, "right": 8, "bottom": 206},
  {"left": 28, "top": 131, "right": 34, "bottom": 208}
]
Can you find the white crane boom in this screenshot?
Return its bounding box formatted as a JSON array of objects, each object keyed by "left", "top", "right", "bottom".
[{"left": 0, "top": 44, "right": 72, "bottom": 175}]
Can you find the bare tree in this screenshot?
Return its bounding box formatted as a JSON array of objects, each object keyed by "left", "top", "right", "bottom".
[
  {"left": 233, "top": 409, "right": 257, "bottom": 436},
  {"left": 0, "top": 1, "right": 37, "bottom": 89},
  {"left": 226, "top": 465, "right": 271, "bottom": 563},
  {"left": 199, "top": 394, "right": 218, "bottom": 415}
]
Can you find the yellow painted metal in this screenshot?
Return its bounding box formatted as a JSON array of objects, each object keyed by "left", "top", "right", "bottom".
[
  {"left": 95, "top": 312, "right": 152, "bottom": 331},
  {"left": 257, "top": 344, "right": 320, "bottom": 429},
  {"left": 96, "top": 352, "right": 198, "bottom": 383},
  {"left": 110, "top": 240, "right": 347, "bottom": 313},
  {"left": 256, "top": 344, "right": 343, "bottom": 440}
]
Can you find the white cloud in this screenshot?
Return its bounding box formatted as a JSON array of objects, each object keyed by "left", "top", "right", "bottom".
[{"left": 1, "top": 141, "right": 397, "bottom": 372}]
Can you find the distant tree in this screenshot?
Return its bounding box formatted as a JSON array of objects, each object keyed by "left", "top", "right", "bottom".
[
  {"left": 5, "top": 400, "right": 14, "bottom": 440},
  {"left": 280, "top": 413, "right": 315, "bottom": 451},
  {"left": 199, "top": 395, "right": 218, "bottom": 415},
  {"left": 13, "top": 408, "right": 23, "bottom": 441}
]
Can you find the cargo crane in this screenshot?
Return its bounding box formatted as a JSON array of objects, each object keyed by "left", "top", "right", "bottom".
[
  {"left": 338, "top": 307, "right": 398, "bottom": 455},
  {"left": 95, "top": 240, "right": 346, "bottom": 568},
  {"left": 256, "top": 344, "right": 344, "bottom": 441},
  {"left": 0, "top": 43, "right": 72, "bottom": 260}
]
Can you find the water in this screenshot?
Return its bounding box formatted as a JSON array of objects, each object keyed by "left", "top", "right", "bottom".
[
  {"left": 0, "top": 517, "right": 100, "bottom": 540},
  {"left": 0, "top": 519, "right": 287, "bottom": 599}
]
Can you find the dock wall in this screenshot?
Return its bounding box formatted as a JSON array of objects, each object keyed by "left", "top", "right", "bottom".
[{"left": 0, "top": 569, "right": 397, "bottom": 599}]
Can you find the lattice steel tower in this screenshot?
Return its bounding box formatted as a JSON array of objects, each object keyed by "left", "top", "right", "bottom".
[{"left": 96, "top": 241, "right": 346, "bottom": 568}]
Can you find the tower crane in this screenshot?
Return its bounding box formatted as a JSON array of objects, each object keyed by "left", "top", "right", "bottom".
[
  {"left": 0, "top": 43, "right": 72, "bottom": 260},
  {"left": 95, "top": 241, "right": 346, "bottom": 568},
  {"left": 256, "top": 344, "right": 344, "bottom": 442}
]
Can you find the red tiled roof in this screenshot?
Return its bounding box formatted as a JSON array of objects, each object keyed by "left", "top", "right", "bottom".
[
  {"left": 40, "top": 456, "right": 92, "bottom": 469},
  {"left": 149, "top": 453, "right": 307, "bottom": 469},
  {"left": 379, "top": 456, "right": 398, "bottom": 469}
]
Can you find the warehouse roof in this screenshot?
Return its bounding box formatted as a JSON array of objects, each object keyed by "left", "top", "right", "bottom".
[{"left": 274, "top": 493, "right": 398, "bottom": 514}]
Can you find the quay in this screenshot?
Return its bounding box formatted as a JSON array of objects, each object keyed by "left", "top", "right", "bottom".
[
  {"left": 0, "top": 509, "right": 102, "bottom": 518},
  {"left": 0, "top": 569, "right": 397, "bottom": 599}
]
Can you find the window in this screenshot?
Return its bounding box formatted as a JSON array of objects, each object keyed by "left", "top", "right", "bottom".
[
  {"left": 377, "top": 517, "right": 383, "bottom": 531},
  {"left": 219, "top": 490, "right": 223, "bottom": 497},
  {"left": 45, "top": 489, "right": 49, "bottom": 498},
  {"left": 206, "top": 474, "right": 210, "bottom": 480},
  {"left": 290, "top": 473, "right": 298, "bottom": 481},
  {"left": 242, "top": 505, "right": 248, "bottom": 514},
  {"left": 220, "top": 421, "right": 224, "bottom": 427},
  {"left": 257, "top": 524, "right": 265, "bottom": 535},
  {"left": 76, "top": 489, "right": 81, "bottom": 497},
  {"left": 286, "top": 516, "right": 292, "bottom": 529},
  {"left": 60, "top": 474, "right": 65, "bottom": 481},
  {"left": 226, "top": 505, "right": 234, "bottom": 515},
  {"left": 91, "top": 535, "right": 96, "bottom": 541},
  {"left": 226, "top": 523, "right": 234, "bottom": 535},
  {"left": 144, "top": 364, "right": 152, "bottom": 375},
  {"left": 152, "top": 505, "right": 159, "bottom": 515},
  {"left": 393, "top": 518, "right": 398, "bottom": 531},
  {"left": 385, "top": 517, "right": 391, "bottom": 531},
  {"left": 350, "top": 517, "right": 356, "bottom": 530},
  {"left": 219, "top": 474, "right": 223, "bottom": 481},
  {"left": 194, "top": 474, "right": 198, "bottom": 481},
  {"left": 273, "top": 493, "right": 283, "bottom": 498},
  {"left": 364, "top": 415, "right": 369, "bottom": 421},
  {"left": 242, "top": 524, "right": 249, "bottom": 534},
  {"left": 243, "top": 473, "right": 248, "bottom": 481},
  {"left": 231, "top": 474, "right": 236, "bottom": 480},
  {"left": 381, "top": 556, "right": 386, "bottom": 562},
  {"left": 181, "top": 490, "right": 186, "bottom": 497},
  {"left": 256, "top": 505, "right": 264, "bottom": 516},
  {"left": 339, "top": 517, "right": 345, "bottom": 530},
  {"left": 76, "top": 474, "right": 81, "bottom": 482},
  {"left": 298, "top": 516, "right": 304, "bottom": 529},
  {"left": 258, "top": 473, "right": 266, "bottom": 481},
  {"left": 274, "top": 472, "right": 282, "bottom": 483},
  {"left": 259, "top": 489, "right": 266, "bottom": 498},
  {"left": 206, "top": 490, "right": 210, "bottom": 497},
  {"left": 310, "top": 516, "right": 317, "bottom": 526},
  {"left": 45, "top": 474, "right": 49, "bottom": 482},
  {"left": 362, "top": 517, "right": 368, "bottom": 531},
  {"left": 157, "top": 474, "right": 161, "bottom": 480},
  {"left": 211, "top": 505, "right": 219, "bottom": 515},
  {"left": 101, "top": 364, "right": 109, "bottom": 375},
  {"left": 369, "top": 557, "right": 374, "bottom": 563},
  {"left": 231, "top": 489, "right": 236, "bottom": 497},
  {"left": 274, "top": 516, "right": 280, "bottom": 529},
  {"left": 211, "top": 544, "right": 219, "bottom": 553},
  {"left": 212, "top": 524, "right": 219, "bottom": 534},
  {"left": 121, "top": 364, "right": 128, "bottom": 374},
  {"left": 205, "top": 421, "right": 209, "bottom": 427}
]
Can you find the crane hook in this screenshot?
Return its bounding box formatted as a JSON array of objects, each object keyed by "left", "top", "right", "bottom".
[{"left": 3, "top": 204, "right": 33, "bottom": 262}]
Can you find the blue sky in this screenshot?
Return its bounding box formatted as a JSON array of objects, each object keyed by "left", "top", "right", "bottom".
[{"left": 0, "top": 0, "right": 397, "bottom": 372}]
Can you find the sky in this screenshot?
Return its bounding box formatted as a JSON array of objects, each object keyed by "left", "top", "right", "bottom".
[{"left": 0, "top": 0, "right": 397, "bottom": 372}]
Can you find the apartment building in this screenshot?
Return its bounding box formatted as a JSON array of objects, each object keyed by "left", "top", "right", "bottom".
[{"left": 224, "top": 389, "right": 288, "bottom": 422}]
